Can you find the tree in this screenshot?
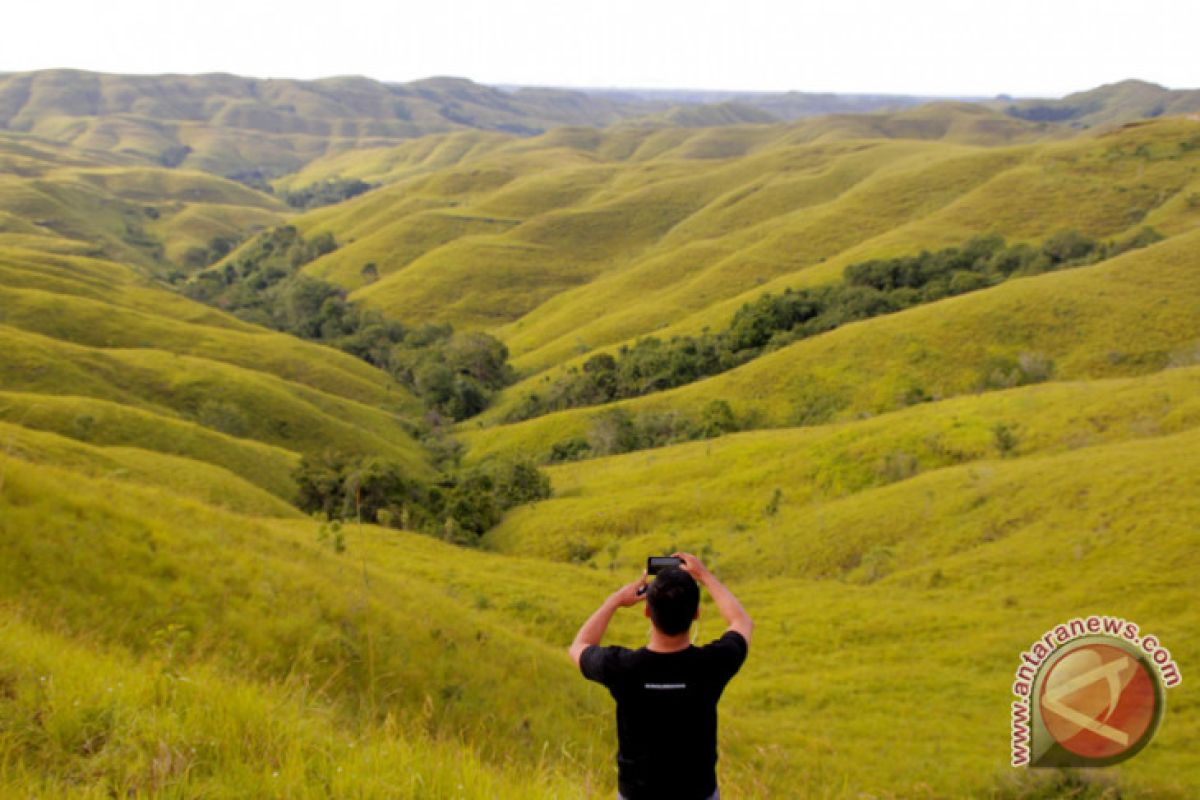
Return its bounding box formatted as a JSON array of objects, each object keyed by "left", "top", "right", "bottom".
[
  {"left": 493, "top": 460, "right": 552, "bottom": 509},
  {"left": 1041, "top": 230, "right": 1097, "bottom": 265},
  {"left": 588, "top": 408, "right": 641, "bottom": 456},
  {"left": 443, "top": 331, "right": 512, "bottom": 388}
]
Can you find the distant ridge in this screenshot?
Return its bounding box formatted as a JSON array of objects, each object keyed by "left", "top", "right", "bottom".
[
  {"left": 1001, "top": 78, "right": 1200, "bottom": 127},
  {"left": 0, "top": 69, "right": 1195, "bottom": 182}
]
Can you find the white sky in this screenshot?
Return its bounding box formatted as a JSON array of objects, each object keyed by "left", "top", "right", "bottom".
[{"left": 4, "top": 0, "right": 1196, "bottom": 97}]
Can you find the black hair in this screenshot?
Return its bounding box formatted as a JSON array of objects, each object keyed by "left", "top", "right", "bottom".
[{"left": 646, "top": 566, "right": 699, "bottom": 636}]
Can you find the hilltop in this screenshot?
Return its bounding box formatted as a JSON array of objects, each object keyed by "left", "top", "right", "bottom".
[
  {"left": 1002, "top": 78, "right": 1200, "bottom": 127},
  {"left": 0, "top": 70, "right": 662, "bottom": 178}
]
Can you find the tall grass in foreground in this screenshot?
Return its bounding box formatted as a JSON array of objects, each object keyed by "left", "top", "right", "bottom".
[{"left": 0, "top": 616, "right": 581, "bottom": 799}]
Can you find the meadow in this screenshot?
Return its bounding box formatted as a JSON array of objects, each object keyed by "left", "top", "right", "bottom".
[{"left": 0, "top": 77, "right": 1197, "bottom": 798}]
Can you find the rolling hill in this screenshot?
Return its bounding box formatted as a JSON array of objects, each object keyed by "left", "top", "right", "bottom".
[
  {"left": 1, "top": 70, "right": 1198, "bottom": 798},
  {"left": 0, "top": 70, "right": 670, "bottom": 178},
  {"left": 1002, "top": 78, "right": 1200, "bottom": 128}
]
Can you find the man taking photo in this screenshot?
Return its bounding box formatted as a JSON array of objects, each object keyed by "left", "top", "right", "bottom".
[{"left": 568, "top": 552, "right": 753, "bottom": 800}]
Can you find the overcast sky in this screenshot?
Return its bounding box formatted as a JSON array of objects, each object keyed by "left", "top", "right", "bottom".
[{"left": 4, "top": 0, "right": 1195, "bottom": 97}]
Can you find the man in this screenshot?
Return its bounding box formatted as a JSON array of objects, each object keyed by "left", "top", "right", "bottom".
[{"left": 568, "top": 552, "right": 753, "bottom": 800}]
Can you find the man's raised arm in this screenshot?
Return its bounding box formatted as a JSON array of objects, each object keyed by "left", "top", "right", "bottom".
[
  {"left": 568, "top": 574, "right": 647, "bottom": 668},
  {"left": 674, "top": 552, "right": 753, "bottom": 646}
]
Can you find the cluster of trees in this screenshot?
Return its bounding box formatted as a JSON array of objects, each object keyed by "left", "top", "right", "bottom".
[
  {"left": 184, "top": 226, "right": 514, "bottom": 421},
  {"left": 548, "top": 400, "right": 740, "bottom": 462},
  {"left": 282, "top": 178, "right": 376, "bottom": 209},
  {"left": 509, "top": 228, "right": 1163, "bottom": 423},
  {"left": 180, "top": 234, "right": 242, "bottom": 269},
  {"left": 295, "top": 452, "right": 551, "bottom": 543}
]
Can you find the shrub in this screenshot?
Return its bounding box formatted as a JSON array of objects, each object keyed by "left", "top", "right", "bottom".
[
  {"left": 548, "top": 437, "right": 592, "bottom": 463},
  {"left": 698, "top": 399, "right": 738, "bottom": 437},
  {"left": 294, "top": 452, "right": 551, "bottom": 543}
]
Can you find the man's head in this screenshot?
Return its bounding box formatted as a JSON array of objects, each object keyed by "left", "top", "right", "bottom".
[{"left": 645, "top": 566, "right": 699, "bottom": 635}]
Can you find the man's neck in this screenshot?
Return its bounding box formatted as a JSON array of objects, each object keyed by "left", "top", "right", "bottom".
[{"left": 647, "top": 629, "right": 691, "bottom": 653}]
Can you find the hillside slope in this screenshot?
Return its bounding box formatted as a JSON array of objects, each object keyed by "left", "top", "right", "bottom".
[
  {"left": 281, "top": 116, "right": 1197, "bottom": 394},
  {"left": 0, "top": 233, "right": 431, "bottom": 500},
  {"left": 0, "top": 133, "right": 287, "bottom": 271},
  {"left": 460, "top": 226, "right": 1200, "bottom": 463}
]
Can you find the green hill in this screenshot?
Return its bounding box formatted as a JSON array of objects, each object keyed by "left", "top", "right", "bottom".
[
  {"left": 2, "top": 72, "right": 1199, "bottom": 799},
  {"left": 275, "top": 116, "right": 1197, "bottom": 390},
  {"left": 0, "top": 133, "right": 287, "bottom": 271},
  {"left": 460, "top": 225, "right": 1200, "bottom": 462},
  {"left": 1003, "top": 79, "right": 1200, "bottom": 128}
]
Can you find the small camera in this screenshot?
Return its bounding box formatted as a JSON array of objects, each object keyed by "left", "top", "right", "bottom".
[{"left": 646, "top": 556, "right": 684, "bottom": 575}]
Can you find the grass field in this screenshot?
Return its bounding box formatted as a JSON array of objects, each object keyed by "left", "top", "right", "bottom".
[{"left": 1, "top": 93, "right": 1198, "bottom": 798}]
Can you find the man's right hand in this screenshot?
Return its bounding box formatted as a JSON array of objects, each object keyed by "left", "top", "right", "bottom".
[
  {"left": 674, "top": 551, "right": 753, "bottom": 646},
  {"left": 673, "top": 551, "right": 711, "bottom": 584}
]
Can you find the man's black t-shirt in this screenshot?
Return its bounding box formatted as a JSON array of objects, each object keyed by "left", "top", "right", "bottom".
[{"left": 580, "top": 630, "right": 748, "bottom": 800}]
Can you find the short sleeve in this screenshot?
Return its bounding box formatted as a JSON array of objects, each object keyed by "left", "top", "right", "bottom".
[
  {"left": 579, "top": 644, "right": 628, "bottom": 687},
  {"left": 701, "top": 630, "right": 748, "bottom": 681}
]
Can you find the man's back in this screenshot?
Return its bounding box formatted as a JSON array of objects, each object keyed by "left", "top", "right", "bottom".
[{"left": 581, "top": 630, "right": 748, "bottom": 799}]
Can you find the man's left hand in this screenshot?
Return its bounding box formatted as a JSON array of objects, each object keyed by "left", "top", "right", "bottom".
[{"left": 611, "top": 573, "right": 648, "bottom": 607}]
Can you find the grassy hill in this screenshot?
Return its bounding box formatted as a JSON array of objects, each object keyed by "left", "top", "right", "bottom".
[
  {"left": 0, "top": 70, "right": 674, "bottom": 179},
  {"left": 2, "top": 74, "right": 1199, "bottom": 798},
  {"left": 275, "top": 116, "right": 1198, "bottom": 395},
  {"left": 1003, "top": 79, "right": 1200, "bottom": 128},
  {"left": 459, "top": 225, "right": 1200, "bottom": 462},
  {"left": 0, "top": 224, "right": 432, "bottom": 504},
  {"left": 0, "top": 133, "right": 287, "bottom": 271},
  {"left": 282, "top": 106, "right": 1059, "bottom": 342}
]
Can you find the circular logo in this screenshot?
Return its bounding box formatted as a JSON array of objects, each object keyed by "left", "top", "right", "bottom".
[{"left": 1038, "top": 642, "right": 1160, "bottom": 761}]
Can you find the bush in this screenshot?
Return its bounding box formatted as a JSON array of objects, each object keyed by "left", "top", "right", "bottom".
[
  {"left": 548, "top": 437, "right": 591, "bottom": 463},
  {"left": 493, "top": 460, "right": 552, "bottom": 509},
  {"left": 294, "top": 452, "right": 552, "bottom": 542},
  {"left": 282, "top": 179, "right": 375, "bottom": 210},
  {"left": 699, "top": 399, "right": 738, "bottom": 437}
]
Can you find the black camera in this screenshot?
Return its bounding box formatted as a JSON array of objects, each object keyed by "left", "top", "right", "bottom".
[{"left": 646, "top": 556, "right": 684, "bottom": 575}]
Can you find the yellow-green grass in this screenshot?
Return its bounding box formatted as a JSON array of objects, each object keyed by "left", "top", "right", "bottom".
[
  {"left": 282, "top": 103, "right": 1052, "bottom": 192},
  {"left": 284, "top": 117, "right": 1199, "bottom": 388},
  {"left": 0, "top": 279, "right": 417, "bottom": 410},
  {"left": 0, "top": 245, "right": 261, "bottom": 332},
  {"left": 494, "top": 143, "right": 1029, "bottom": 374},
  {"left": 482, "top": 366, "right": 1200, "bottom": 565},
  {"left": 493, "top": 117, "right": 1200, "bottom": 378},
  {"left": 0, "top": 325, "right": 431, "bottom": 479},
  {"left": 0, "top": 132, "right": 135, "bottom": 175},
  {"left": 3, "top": 428, "right": 1197, "bottom": 796},
  {"left": 480, "top": 422, "right": 1200, "bottom": 796},
  {"left": 0, "top": 139, "right": 287, "bottom": 270},
  {"left": 0, "top": 457, "right": 619, "bottom": 789},
  {"left": 305, "top": 208, "right": 522, "bottom": 291},
  {"left": 0, "top": 421, "right": 297, "bottom": 517},
  {"left": 0, "top": 390, "right": 298, "bottom": 500},
  {"left": 0, "top": 616, "right": 577, "bottom": 799},
  {"left": 312, "top": 137, "right": 1006, "bottom": 330},
  {"left": 460, "top": 228, "right": 1200, "bottom": 463},
  {"left": 273, "top": 130, "right": 514, "bottom": 191}
]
